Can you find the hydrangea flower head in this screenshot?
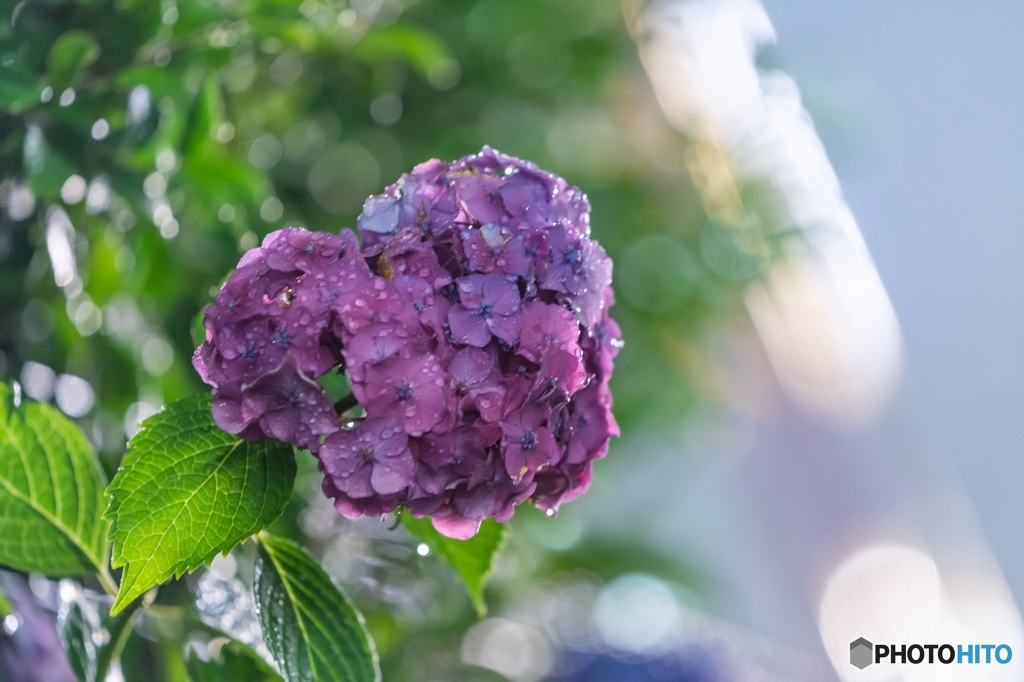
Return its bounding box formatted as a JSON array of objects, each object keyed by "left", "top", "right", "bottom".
[{"left": 194, "top": 147, "right": 621, "bottom": 538}]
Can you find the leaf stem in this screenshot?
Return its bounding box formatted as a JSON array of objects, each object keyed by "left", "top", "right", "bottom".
[{"left": 97, "top": 568, "right": 119, "bottom": 598}]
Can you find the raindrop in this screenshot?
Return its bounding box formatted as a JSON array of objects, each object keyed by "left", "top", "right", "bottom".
[
  {"left": 60, "top": 175, "right": 87, "bottom": 205},
  {"left": 143, "top": 172, "right": 166, "bottom": 199},
  {"left": 427, "top": 58, "right": 461, "bottom": 90},
  {"left": 156, "top": 149, "right": 177, "bottom": 173},
  {"left": 159, "top": 218, "right": 179, "bottom": 239},
  {"left": 260, "top": 196, "right": 284, "bottom": 222},
  {"left": 3, "top": 614, "right": 20, "bottom": 635},
  {"left": 85, "top": 177, "right": 111, "bottom": 213},
  {"left": 369, "top": 93, "right": 402, "bottom": 126},
  {"left": 269, "top": 52, "right": 304, "bottom": 86},
  {"left": 545, "top": 508, "right": 557, "bottom": 518},
  {"left": 20, "top": 361, "right": 55, "bottom": 401},
  {"left": 55, "top": 374, "right": 95, "bottom": 416},
  {"left": 90, "top": 118, "right": 110, "bottom": 140},
  {"left": 7, "top": 183, "right": 36, "bottom": 220},
  {"left": 153, "top": 46, "right": 172, "bottom": 66},
  {"left": 59, "top": 88, "right": 76, "bottom": 106},
  {"left": 416, "top": 543, "right": 430, "bottom": 557},
  {"left": 216, "top": 122, "right": 235, "bottom": 143},
  {"left": 127, "top": 85, "right": 151, "bottom": 124},
  {"left": 248, "top": 133, "right": 282, "bottom": 170}
]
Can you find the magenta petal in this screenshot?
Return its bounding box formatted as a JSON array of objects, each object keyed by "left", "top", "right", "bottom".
[{"left": 432, "top": 514, "right": 482, "bottom": 540}]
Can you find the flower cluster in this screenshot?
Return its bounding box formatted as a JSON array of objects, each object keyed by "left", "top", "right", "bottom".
[{"left": 194, "top": 147, "right": 620, "bottom": 538}]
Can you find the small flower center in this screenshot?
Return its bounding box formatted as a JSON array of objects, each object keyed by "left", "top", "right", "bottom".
[
  {"left": 243, "top": 345, "right": 259, "bottom": 363},
  {"left": 360, "top": 447, "right": 376, "bottom": 462},
  {"left": 272, "top": 328, "right": 291, "bottom": 347},
  {"left": 397, "top": 381, "right": 414, "bottom": 401},
  {"left": 520, "top": 430, "right": 538, "bottom": 451},
  {"left": 479, "top": 303, "right": 493, "bottom": 319},
  {"left": 563, "top": 248, "right": 581, "bottom": 264}
]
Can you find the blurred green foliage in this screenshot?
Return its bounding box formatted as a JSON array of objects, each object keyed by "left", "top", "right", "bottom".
[{"left": 0, "top": 0, "right": 766, "bottom": 678}]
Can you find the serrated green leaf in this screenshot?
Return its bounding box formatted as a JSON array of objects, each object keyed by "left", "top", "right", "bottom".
[
  {"left": 47, "top": 30, "right": 100, "bottom": 92},
  {"left": 186, "top": 639, "right": 282, "bottom": 682},
  {"left": 106, "top": 395, "right": 296, "bottom": 615},
  {"left": 402, "top": 516, "right": 507, "bottom": 616},
  {"left": 254, "top": 534, "right": 379, "bottom": 682},
  {"left": 0, "top": 382, "right": 109, "bottom": 577}
]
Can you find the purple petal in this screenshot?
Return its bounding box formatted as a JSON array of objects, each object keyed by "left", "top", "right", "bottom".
[{"left": 448, "top": 306, "right": 492, "bottom": 347}]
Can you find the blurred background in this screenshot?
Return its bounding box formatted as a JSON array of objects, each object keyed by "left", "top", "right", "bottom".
[{"left": 2, "top": 0, "right": 1022, "bottom": 680}]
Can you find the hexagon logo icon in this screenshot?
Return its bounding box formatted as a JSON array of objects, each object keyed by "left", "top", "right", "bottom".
[{"left": 850, "top": 637, "right": 873, "bottom": 669}]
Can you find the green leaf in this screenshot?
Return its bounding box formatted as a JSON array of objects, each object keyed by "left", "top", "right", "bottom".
[
  {"left": 353, "top": 25, "right": 452, "bottom": 77},
  {"left": 59, "top": 594, "right": 101, "bottom": 682},
  {"left": 0, "top": 57, "right": 42, "bottom": 113},
  {"left": 0, "top": 382, "right": 109, "bottom": 577},
  {"left": 23, "top": 125, "right": 78, "bottom": 200},
  {"left": 402, "top": 516, "right": 507, "bottom": 616},
  {"left": 58, "top": 588, "right": 138, "bottom": 682},
  {"left": 186, "top": 639, "right": 282, "bottom": 682},
  {"left": 106, "top": 395, "right": 296, "bottom": 615},
  {"left": 47, "top": 30, "right": 101, "bottom": 92},
  {"left": 254, "top": 534, "right": 379, "bottom": 682},
  {"left": 181, "top": 73, "right": 223, "bottom": 159}
]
